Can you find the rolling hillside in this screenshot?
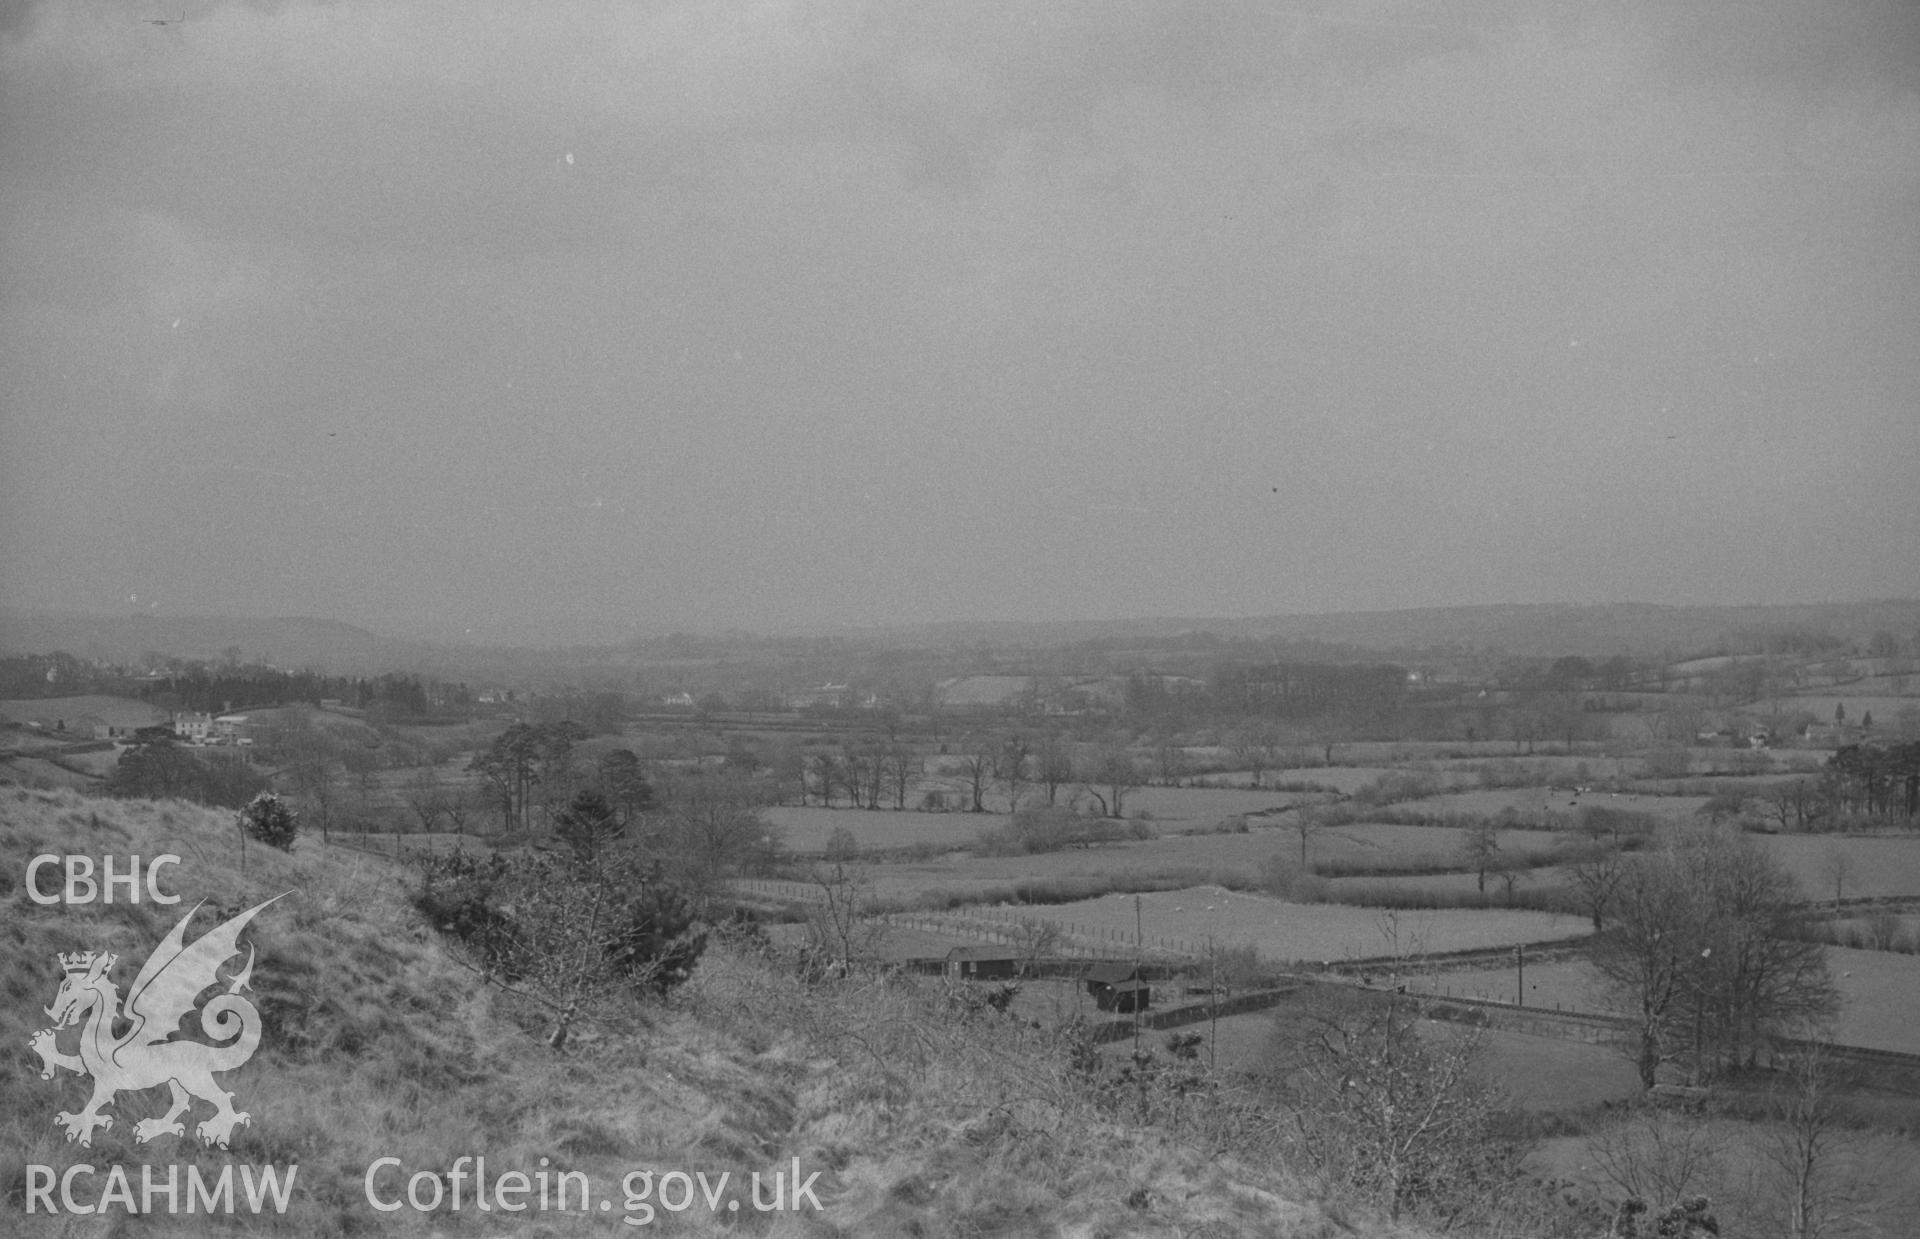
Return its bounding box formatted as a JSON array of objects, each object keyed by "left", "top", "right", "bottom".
[{"left": 0, "top": 787, "right": 1368, "bottom": 1237}]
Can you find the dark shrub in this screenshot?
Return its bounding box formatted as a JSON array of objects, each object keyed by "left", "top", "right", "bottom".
[{"left": 238, "top": 791, "right": 299, "bottom": 851}]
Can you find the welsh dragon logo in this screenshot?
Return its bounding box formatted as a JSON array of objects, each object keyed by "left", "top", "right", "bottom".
[{"left": 29, "top": 895, "right": 285, "bottom": 1150}]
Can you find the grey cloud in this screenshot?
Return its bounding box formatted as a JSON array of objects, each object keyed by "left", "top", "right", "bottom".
[{"left": 3, "top": 1, "right": 1917, "bottom": 634}]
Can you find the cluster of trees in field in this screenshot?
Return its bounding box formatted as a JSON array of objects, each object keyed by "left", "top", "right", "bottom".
[
  {"left": 1822, "top": 742, "right": 1920, "bottom": 819},
  {"left": 771, "top": 731, "right": 1154, "bottom": 818},
  {"left": 777, "top": 740, "right": 926, "bottom": 810},
  {"left": 1680, "top": 742, "right": 1920, "bottom": 833},
  {"left": 459, "top": 721, "right": 780, "bottom": 883},
  {"left": 0, "top": 651, "right": 101, "bottom": 696},
  {"left": 136, "top": 665, "right": 476, "bottom": 721},
  {"left": 0, "top": 650, "right": 484, "bottom": 720}
]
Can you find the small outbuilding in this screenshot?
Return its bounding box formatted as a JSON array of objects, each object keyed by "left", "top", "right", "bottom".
[
  {"left": 945, "top": 945, "right": 1020, "bottom": 982},
  {"left": 1084, "top": 962, "right": 1151, "bottom": 1012}
]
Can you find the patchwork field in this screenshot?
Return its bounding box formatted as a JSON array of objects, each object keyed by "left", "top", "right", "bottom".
[
  {"left": 1323, "top": 867, "right": 1574, "bottom": 899},
  {"left": 1406, "top": 949, "right": 1920, "bottom": 1055},
  {"left": 1739, "top": 694, "right": 1918, "bottom": 723},
  {"left": 1311, "top": 822, "right": 1569, "bottom": 865},
  {"left": 765, "top": 805, "right": 988, "bottom": 853},
  {"left": 766, "top": 788, "right": 1331, "bottom": 852},
  {"left": 0, "top": 694, "right": 166, "bottom": 728},
  {"left": 1105, "top": 783, "right": 1335, "bottom": 824},
  {"left": 1001, "top": 886, "right": 1588, "bottom": 964},
  {"left": 1387, "top": 786, "right": 1709, "bottom": 822}
]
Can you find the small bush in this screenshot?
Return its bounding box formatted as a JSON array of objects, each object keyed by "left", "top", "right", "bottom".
[{"left": 237, "top": 791, "right": 299, "bottom": 852}]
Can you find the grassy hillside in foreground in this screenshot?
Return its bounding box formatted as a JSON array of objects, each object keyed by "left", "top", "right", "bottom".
[{"left": 1, "top": 787, "right": 1376, "bottom": 1238}]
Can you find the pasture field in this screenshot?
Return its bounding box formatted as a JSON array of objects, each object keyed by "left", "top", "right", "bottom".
[
  {"left": 1469, "top": 1026, "right": 1643, "bottom": 1110},
  {"left": 1406, "top": 959, "right": 1604, "bottom": 1012},
  {"left": 50, "top": 746, "right": 122, "bottom": 776},
  {"left": 1832, "top": 912, "right": 1920, "bottom": 938},
  {"left": 1408, "top": 950, "right": 1920, "bottom": 1055},
  {"left": 770, "top": 794, "right": 1599, "bottom": 865},
  {"left": 765, "top": 788, "right": 1330, "bottom": 852},
  {"left": 1824, "top": 947, "right": 1920, "bottom": 1053},
  {"left": 1110, "top": 783, "right": 1332, "bottom": 824},
  {"left": 1324, "top": 866, "right": 1574, "bottom": 899},
  {"left": 0, "top": 726, "right": 82, "bottom": 754},
  {"left": 998, "top": 886, "right": 1588, "bottom": 964},
  {"left": 1262, "top": 765, "right": 1410, "bottom": 794},
  {"left": 1296, "top": 741, "right": 1596, "bottom": 767},
  {"left": 1126, "top": 997, "right": 1641, "bottom": 1110},
  {"left": 0, "top": 753, "right": 97, "bottom": 789},
  {"left": 826, "top": 833, "right": 1298, "bottom": 904},
  {"left": 808, "top": 820, "right": 1578, "bottom": 905},
  {"left": 1739, "top": 693, "right": 1918, "bottom": 722},
  {"left": 1384, "top": 786, "right": 1708, "bottom": 822},
  {"left": 0, "top": 694, "right": 166, "bottom": 727},
  {"left": 1311, "top": 822, "right": 1569, "bottom": 867},
  {"left": 765, "top": 805, "right": 1017, "bottom": 853},
  {"left": 780, "top": 811, "right": 1622, "bottom": 909},
  {"left": 1759, "top": 832, "right": 1920, "bottom": 901}
]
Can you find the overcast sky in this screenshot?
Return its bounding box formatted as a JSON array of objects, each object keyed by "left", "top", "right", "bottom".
[{"left": 3, "top": 1, "right": 1917, "bottom": 643}]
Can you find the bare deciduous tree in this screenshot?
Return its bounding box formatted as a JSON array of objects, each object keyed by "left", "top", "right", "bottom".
[
  {"left": 886, "top": 742, "right": 919, "bottom": 810},
  {"left": 1752, "top": 1043, "right": 1903, "bottom": 1239},
  {"left": 1228, "top": 723, "right": 1281, "bottom": 787},
  {"left": 957, "top": 738, "right": 996, "bottom": 813},
  {"left": 1593, "top": 827, "right": 1837, "bottom": 1089},
  {"left": 1588, "top": 1104, "right": 1726, "bottom": 1212},
  {"left": 1035, "top": 737, "right": 1075, "bottom": 805},
  {"left": 1264, "top": 984, "right": 1515, "bottom": 1226},
  {"left": 1289, "top": 805, "right": 1328, "bottom": 870},
  {"left": 1460, "top": 820, "right": 1501, "bottom": 894},
  {"left": 804, "top": 863, "right": 882, "bottom": 976},
  {"left": 1568, "top": 845, "right": 1629, "bottom": 931},
  {"left": 1818, "top": 844, "right": 1855, "bottom": 904},
  {"left": 404, "top": 767, "right": 445, "bottom": 833},
  {"left": 998, "top": 735, "right": 1031, "bottom": 813},
  {"left": 651, "top": 772, "right": 779, "bottom": 893},
  {"left": 1079, "top": 741, "right": 1143, "bottom": 819}
]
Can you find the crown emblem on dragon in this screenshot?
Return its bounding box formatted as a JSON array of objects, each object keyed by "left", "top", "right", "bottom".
[{"left": 29, "top": 895, "right": 287, "bottom": 1150}]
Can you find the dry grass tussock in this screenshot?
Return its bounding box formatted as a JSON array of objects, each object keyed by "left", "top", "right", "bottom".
[{"left": 1, "top": 787, "right": 1416, "bottom": 1237}]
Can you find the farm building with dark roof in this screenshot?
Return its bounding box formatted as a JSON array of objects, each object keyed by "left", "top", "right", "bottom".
[
  {"left": 945, "top": 945, "right": 1020, "bottom": 981},
  {"left": 1083, "top": 962, "right": 1151, "bottom": 1012}
]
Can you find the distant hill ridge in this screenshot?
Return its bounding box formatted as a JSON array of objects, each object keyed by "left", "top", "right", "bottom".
[
  {"left": 832, "top": 600, "right": 1920, "bottom": 658},
  {"left": 0, "top": 610, "right": 412, "bottom": 674},
  {"left": 6, "top": 600, "right": 1917, "bottom": 671}
]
